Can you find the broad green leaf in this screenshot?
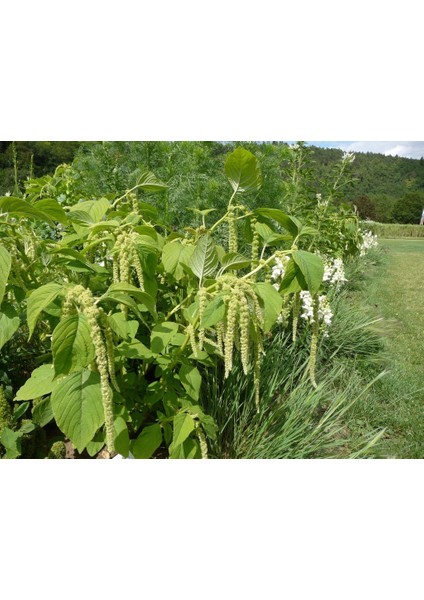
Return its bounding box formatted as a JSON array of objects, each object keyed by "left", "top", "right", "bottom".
[
  {"left": 15, "top": 364, "right": 57, "bottom": 401},
  {"left": 254, "top": 208, "right": 300, "bottom": 237},
  {"left": 0, "top": 428, "right": 22, "bottom": 459},
  {"left": 169, "top": 437, "right": 200, "bottom": 459},
  {"left": 19, "top": 421, "right": 36, "bottom": 435},
  {"left": 98, "top": 291, "right": 144, "bottom": 320},
  {"left": 136, "top": 170, "right": 168, "bottom": 193},
  {"left": 52, "top": 313, "right": 96, "bottom": 375},
  {"left": 32, "top": 397, "right": 54, "bottom": 427},
  {"left": 219, "top": 252, "right": 251, "bottom": 272},
  {"left": 190, "top": 235, "right": 218, "bottom": 282},
  {"left": 200, "top": 295, "right": 226, "bottom": 328},
  {"left": 13, "top": 402, "right": 30, "bottom": 421},
  {"left": 51, "top": 369, "right": 105, "bottom": 454},
  {"left": 27, "top": 282, "right": 63, "bottom": 338},
  {"left": 0, "top": 196, "right": 54, "bottom": 224},
  {"left": 279, "top": 259, "right": 305, "bottom": 294},
  {"left": 292, "top": 250, "right": 324, "bottom": 295},
  {"left": 225, "top": 148, "right": 262, "bottom": 194},
  {"left": 114, "top": 416, "right": 130, "bottom": 458},
  {"left": 179, "top": 365, "right": 202, "bottom": 400},
  {"left": 86, "top": 429, "right": 105, "bottom": 457},
  {"left": 68, "top": 198, "right": 110, "bottom": 223},
  {"left": 131, "top": 424, "right": 162, "bottom": 459},
  {"left": 254, "top": 282, "right": 283, "bottom": 333},
  {"left": 108, "top": 313, "right": 139, "bottom": 340},
  {"left": 150, "top": 321, "right": 179, "bottom": 354},
  {"left": 117, "top": 340, "right": 153, "bottom": 359},
  {"left": 34, "top": 198, "right": 68, "bottom": 224},
  {"left": 0, "top": 303, "right": 20, "bottom": 351},
  {"left": 162, "top": 241, "right": 194, "bottom": 280},
  {"left": 104, "top": 283, "right": 156, "bottom": 317},
  {"left": 172, "top": 413, "right": 195, "bottom": 447},
  {"left": 255, "top": 221, "right": 276, "bottom": 242},
  {"left": 0, "top": 246, "right": 12, "bottom": 306}
]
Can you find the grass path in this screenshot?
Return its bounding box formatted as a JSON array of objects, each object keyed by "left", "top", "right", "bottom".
[{"left": 356, "top": 239, "right": 424, "bottom": 457}]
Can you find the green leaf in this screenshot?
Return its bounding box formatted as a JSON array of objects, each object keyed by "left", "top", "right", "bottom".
[
  {"left": 162, "top": 241, "right": 195, "bottom": 280},
  {"left": 190, "top": 235, "right": 218, "bottom": 282},
  {"left": 114, "top": 416, "right": 130, "bottom": 458},
  {"left": 131, "top": 424, "right": 162, "bottom": 459},
  {"left": 32, "top": 397, "right": 54, "bottom": 427},
  {"left": 279, "top": 259, "right": 305, "bottom": 294},
  {"left": 0, "top": 303, "right": 20, "bottom": 351},
  {"left": 136, "top": 170, "right": 168, "bottom": 193},
  {"left": 150, "top": 321, "right": 179, "bottom": 354},
  {"left": 172, "top": 413, "right": 195, "bottom": 447},
  {"left": 13, "top": 402, "right": 30, "bottom": 421},
  {"left": 68, "top": 198, "right": 110, "bottom": 224},
  {"left": 117, "top": 340, "right": 153, "bottom": 360},
  {"left": 108, "top": 313, "right": 139, "bottom": 340},
  {"left": 254, "top": 208, "right": 300, "bottom": 237},
  {"left": 27, "top": 282, "right": 63, "bottom": 338},
  {"left": 219, "top": 252, "right": 251, "bottom": 272},
  {"left": 0, "top": 246, "right": 11, "bottom": 306},
  {"left": 200, "top": 295, "right": 226, "bottom": 328},
  {"left": 254, "top": 221, "right": 276, "bottom": 243},
  {"left": 292, "top": 250, "right": 324, "bottom": 295},
  {"left": 86, "top": 429, "right": 105, "bottom": 457},
  {"left": 34, "top": 198, "right": 68, "bottom": 224},
  {"left": 254, "top": 282, "right": 283, "bottom": 333},
  {"left": 50, "top": 369, "right": 105, "bottom": 454},
  {"left": 99, "top": 291, "right": 143, "bottom": 320},
  {"left": 169, "top": 438, "right": 200, "bottom": 459},
  {"left": 104, "top": 283, "right": 156, "bottom": 317},
  {"left": 0, "top": 428, "right": 22, "bottom": 459},
  {"left": 52, "top": 313, "right": 96, "bottom": 376},
  {"left": 225, "top": 148, "right": 262, "bottom": 194},
  {"left": 0, "top": 196, "right": 54, "bottom": 224},
  {"left": 179, "top": 365, "right": 202, "bottom": 400},
  {"left": 15, "top": 364, "right": 58, "bottom": 401}
]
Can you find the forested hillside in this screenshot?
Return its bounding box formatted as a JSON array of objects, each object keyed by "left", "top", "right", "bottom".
[{"left": 2, "top": 141, "right": 424, "bottom": 223}]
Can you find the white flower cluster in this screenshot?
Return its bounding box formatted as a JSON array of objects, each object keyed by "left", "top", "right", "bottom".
[
  {"left": 300, "top": 291, "right": 333, "bottom": 334},
  {"left": 342, "top": 151, "right": 355, "bottom": 164},
  {"left": 271, "top": 255, "right": 290, "bottom": 289},
  {"left": 322, "top": 257, "right": 347, "bottom": 286},
  {"left": 316, "top": 193, "right": 329, "bottom": 209},
  {"left": 359, "top": 230, "right": 378, "bottom": 256}
]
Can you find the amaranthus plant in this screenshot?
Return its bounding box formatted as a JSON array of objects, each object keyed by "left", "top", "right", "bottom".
[{"left": 0, "top": 145, "right": 364, "bottom": 458}]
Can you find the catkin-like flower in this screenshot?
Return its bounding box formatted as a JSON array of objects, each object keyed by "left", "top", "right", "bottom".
[
  {"left": 186, "top": 323, "right": 199, "bottom": 357},
  {"left": 228, "top": 207, "right": 238, "bottom": 253},
  {"left": 196, "top": 425, "right": 208, "bottom": 459},
  {"left": 112, "top": 254, "right": 120, "bottom": 284},
  {"left": 253, "top": 347, "right": 261, "bottom": 413},
  {"left": 224, "top": 294, "right": 238, "bottom": 378},
  {"left": 216, "top": 321, "right": 224, "bottom": 355},
  {"left": 63, "top": 286, "right": 115, "bottom": 453},
  {"left": 197, "top": 287, "right": 208, "bottom": 350},
  {"left": 308, "top": 297, "right": 320, "bottom": 389},
  {"left": 84, "top": 304, "right": 115, "bottom": 452},
  {"left": 250, "top": 217, "right": 259, "bottom": 270},
  {"left": 131, "top": 247, "right": 145, "bottom": 291},
  {"left": 100, "top": 311, "right": 120, "bottom": 392},
  {"left": 239, "top": 294, "right": 250, "bottom": 375},
  {"left": 292, "top": 292, "right": 301, "bottom": 342}
]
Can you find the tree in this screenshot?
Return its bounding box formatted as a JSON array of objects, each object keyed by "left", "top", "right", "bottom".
[{"left": 392, "top": 191, "right": 424, "bottom": 224}]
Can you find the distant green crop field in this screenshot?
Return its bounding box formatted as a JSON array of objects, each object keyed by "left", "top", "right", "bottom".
[{"left": 365, "top": 222, "right": 424, "bottom": 238}]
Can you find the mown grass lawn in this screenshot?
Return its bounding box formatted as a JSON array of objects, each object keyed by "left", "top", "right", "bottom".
[{"left": 351, "top": 238, "right": 424, "bottom": 457}]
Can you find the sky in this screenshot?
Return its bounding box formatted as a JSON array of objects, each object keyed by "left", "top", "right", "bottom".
[{"left": 304, "top": 141, "right": 424, "bottom": 160}]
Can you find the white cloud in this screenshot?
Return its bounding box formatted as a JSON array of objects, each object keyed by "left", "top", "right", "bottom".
[{"left": 318, "top": 141, "right": 424, "bottom": 159}]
